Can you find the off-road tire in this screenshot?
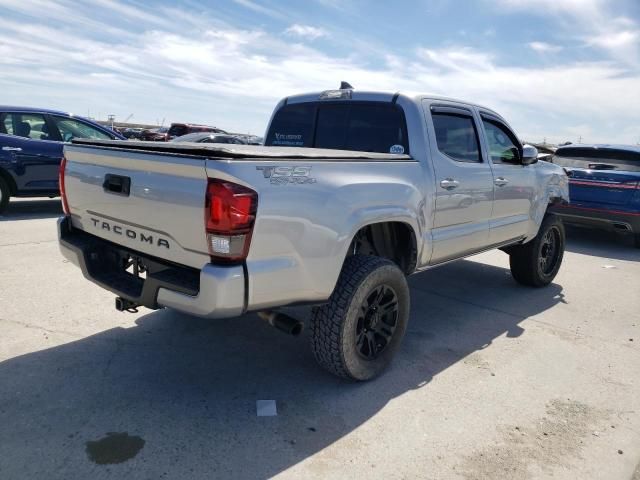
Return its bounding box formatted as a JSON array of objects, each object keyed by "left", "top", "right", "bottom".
[
  {"left": 310, "top": 255, "right": 410, "bottom": 381},
  {"left": 509, "top": 214, "right": 565, "bottom": 287},
  {"left": 0, "top": 176, "right": 10, "bottom": 214}
]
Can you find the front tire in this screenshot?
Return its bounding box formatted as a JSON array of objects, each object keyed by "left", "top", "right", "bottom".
[
  {"left": 310, "top": 255, "right": 410, "bottom": 381},
  {"left": 509, "top": 214, "right": 565, "bottom": 287},
  {"left": 0, "top": 176, "right": 10, "bottom": 214}
]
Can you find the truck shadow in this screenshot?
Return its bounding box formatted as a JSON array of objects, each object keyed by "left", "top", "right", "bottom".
[
  {"left": 564, "top": 225, "right": 639, "bottom": 262},
  {"left": 0, "top": 199, "right": 62, "bottom": 221},
  {"left": 0, "top": 258, "right": 565, "bottom": 479}
]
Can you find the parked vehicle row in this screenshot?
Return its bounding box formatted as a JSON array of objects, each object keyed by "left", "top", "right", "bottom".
[
  {"left": 0, "top": 109, "right": 263, "bottom": 212},
  {"left": 0, "top": 107, "right": 124, "bottom": 212},
  {"left": 58, "top": 86, "right": 569, "bottom": 380}
]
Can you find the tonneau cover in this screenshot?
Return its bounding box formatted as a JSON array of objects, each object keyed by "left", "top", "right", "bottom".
[{"left": 70, "top": 138, "right": 412, "bottom": 161}]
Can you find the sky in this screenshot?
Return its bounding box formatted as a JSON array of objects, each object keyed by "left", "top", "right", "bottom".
[{"left": 0, "top": 0, "right": 639, "bottom": 144}]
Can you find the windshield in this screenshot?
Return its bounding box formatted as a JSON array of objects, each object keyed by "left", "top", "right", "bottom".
[{"left": 265, "top": 102, "right": 409, "bottom": 154}]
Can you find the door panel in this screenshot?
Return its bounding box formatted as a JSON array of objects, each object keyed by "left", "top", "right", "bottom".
[
  {"left": 423, "top": 101, "right": 494, "bottom": 264},
  {"left": 14, "top": 138, "right": 63, "bottom": 192},
  {"left": 481, "top": 116, "right": 536, "bottom": 244}
]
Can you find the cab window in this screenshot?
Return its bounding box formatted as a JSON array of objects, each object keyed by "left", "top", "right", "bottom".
[
  {"left": 482, "top": 119, "right": 521, "bottom": 164},
  {"left": 51, "top": 116, "right": 111, "bottom": 141},
  {"left": 431, "top": 113, "right": 481, "bottom": 163}
]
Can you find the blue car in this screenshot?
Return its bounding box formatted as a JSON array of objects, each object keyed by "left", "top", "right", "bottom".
[
  {"left": 0, "top": 106, "right": 124, "bottom": 213},
  {"left": 549, "top": 144, "right": 640, "bottom": 248}
]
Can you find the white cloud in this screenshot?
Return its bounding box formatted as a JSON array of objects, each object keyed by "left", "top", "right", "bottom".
[
  {"left": 284, "top": 24, "right": 328, "bottom": 40},
  {"left": 491, "top": 0, "right": 640, "bottom": 66},
  {"left": 588, "top": 30, "right": 639, "bottom": 49},
  {"left": 231, "top": 0, "right": 279, "bottom": 18},
  {"left": 528, "top": 41, "right": 563, "bottom": 53}
]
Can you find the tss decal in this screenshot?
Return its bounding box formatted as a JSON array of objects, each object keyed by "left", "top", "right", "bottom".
[{"left": 256, "top": 166, "right": 317, "bottom": 185}]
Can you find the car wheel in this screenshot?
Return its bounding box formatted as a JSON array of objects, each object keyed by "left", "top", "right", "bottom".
[
  {"left": 634, "top": 234, "right": 640, "bottom": 249},
  {"left": 310, "top": 255, "right": 410, "bottom": 381},
  {"left": 0, "top": 176, "right": 10, "bottom": 214},
  {"left": 509, "top": 214, "right": 565, "bottom": 287}
]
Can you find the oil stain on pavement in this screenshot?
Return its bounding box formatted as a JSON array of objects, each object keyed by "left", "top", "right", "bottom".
[{"left": 86, "top": 432, "right": 145, "bottom": 465}]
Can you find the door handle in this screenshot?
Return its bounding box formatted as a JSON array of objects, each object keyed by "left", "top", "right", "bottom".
[
  {"left": 103, "top": 174, "right": 131, "bottom": 196},
  {"left": 440, "top": 178, "right": 459, "bottom": 190},
  {"left": 2, "top": 146, "right": 22, "bottom": 152},
  {"left": 494, "top": 177, "right": 509, "bottom": 187}
]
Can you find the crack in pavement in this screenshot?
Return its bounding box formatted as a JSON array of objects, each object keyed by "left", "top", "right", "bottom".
[
  {"left": 0, "top": 239, "right": 58, "bottom": 247},
  {"left": 0, "top": 317, "right": 83, "bottom": 339}
]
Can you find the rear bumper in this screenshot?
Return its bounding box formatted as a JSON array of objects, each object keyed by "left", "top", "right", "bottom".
[
  {"left": 550, "top": 204, "right": 640, "bottom": 233},
  {"left": 58, "top": 216, "right": 245, "bottom": 318}
]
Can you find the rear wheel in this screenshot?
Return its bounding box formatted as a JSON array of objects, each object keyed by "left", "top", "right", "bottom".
[
  {"left": 0, "top": 176, "right": 10, "bottom": 214},
  {"left": 310, "top": 255, "right": 410, "bottom": 381},
  {"left": 509, "top": 214, "right": 565, "bottom": 287}
]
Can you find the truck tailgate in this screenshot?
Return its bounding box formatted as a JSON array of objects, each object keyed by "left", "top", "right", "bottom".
[{"left": 64, "top": 144, "right": 211, "bottom": 269}]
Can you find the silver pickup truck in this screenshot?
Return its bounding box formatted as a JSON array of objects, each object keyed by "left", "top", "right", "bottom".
[{"left": 58, "top": 86, "right": 569, "bottom": 380}]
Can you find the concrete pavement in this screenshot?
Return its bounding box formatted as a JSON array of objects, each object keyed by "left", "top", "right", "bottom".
[{"left": 1, "top": 198, "right": 639, "bottom": 479}]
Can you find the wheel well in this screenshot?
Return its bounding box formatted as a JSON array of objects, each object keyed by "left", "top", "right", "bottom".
[
  {"left": 0, "top": 168, "right": 17, "bottom": 195},
  {"left": 348, "top": 222, "right": 418, "bottom": 274}
]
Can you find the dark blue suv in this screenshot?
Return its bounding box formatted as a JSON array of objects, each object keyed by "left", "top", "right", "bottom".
[
  {"left": 549, "top": 144, "right": 640, "bottom": 248},
  {"left": 0, "top": 106, "right": 124, "bottom": 213}
]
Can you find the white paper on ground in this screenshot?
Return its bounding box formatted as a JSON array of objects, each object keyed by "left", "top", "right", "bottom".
[{"left": 256, "top": 400, "right": 277, "bottom": 416}]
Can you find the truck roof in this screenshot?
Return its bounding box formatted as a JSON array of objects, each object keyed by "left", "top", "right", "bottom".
[{"left": 284, "top": 90, "right": 503, "bottom": 118}]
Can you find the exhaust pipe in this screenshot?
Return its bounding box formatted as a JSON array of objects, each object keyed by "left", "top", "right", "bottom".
[
  {"left": 115, "top": 296, "right": 139, "bottom": 313},
  {"left": 258, "top": 311, "right": 303, "bottom": 336}
]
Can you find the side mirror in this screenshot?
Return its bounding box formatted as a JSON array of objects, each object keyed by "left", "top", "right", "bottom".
[{"left": 522, "top": 145, "right": 538, "bottom": 165}]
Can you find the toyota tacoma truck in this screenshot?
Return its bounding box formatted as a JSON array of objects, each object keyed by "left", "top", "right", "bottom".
[{"left": 58, "top": 86, "right": 569, "bottom": 381}]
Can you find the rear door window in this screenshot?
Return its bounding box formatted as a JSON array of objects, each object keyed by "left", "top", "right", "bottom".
[
  {"left": 431, "top": 113, "right": 481, "bottom": 163},
  {"left": 265, "top": 102, "right": 409, "bottom": 154},
  {"left": 553, "top": 147, "right": 640, "bottom": 172},
  {"left": 2, "top": 113, "right": 51, "bottom": 140}
]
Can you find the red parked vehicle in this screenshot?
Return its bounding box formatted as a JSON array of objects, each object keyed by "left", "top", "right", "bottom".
[{"left": 140, "top": 127, "right": 169, "bottom": 142}]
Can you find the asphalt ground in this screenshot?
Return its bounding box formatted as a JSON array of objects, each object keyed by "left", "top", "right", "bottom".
[{"left": 1, "top": 198, "right": 639, "bottom": 480}]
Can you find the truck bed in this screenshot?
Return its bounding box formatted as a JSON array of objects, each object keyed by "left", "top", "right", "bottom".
[{"left": 71, "top": 139, "right": 411, "bottom": 161}]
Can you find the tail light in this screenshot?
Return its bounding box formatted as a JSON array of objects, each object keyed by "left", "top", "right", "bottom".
[
  {"left": 205, "top": 179, "right": 258, "bottom": 262},
  {"left": 59, "top": 156, "right": 70, "bottom": 215}
]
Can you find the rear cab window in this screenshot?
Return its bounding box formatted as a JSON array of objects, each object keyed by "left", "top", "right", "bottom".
[
  {"left": 265, "top": 102, "right": 409, "bottom": 154},
  {"left": 552, "top": 147, "right": 640, "bottom": 172}
]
